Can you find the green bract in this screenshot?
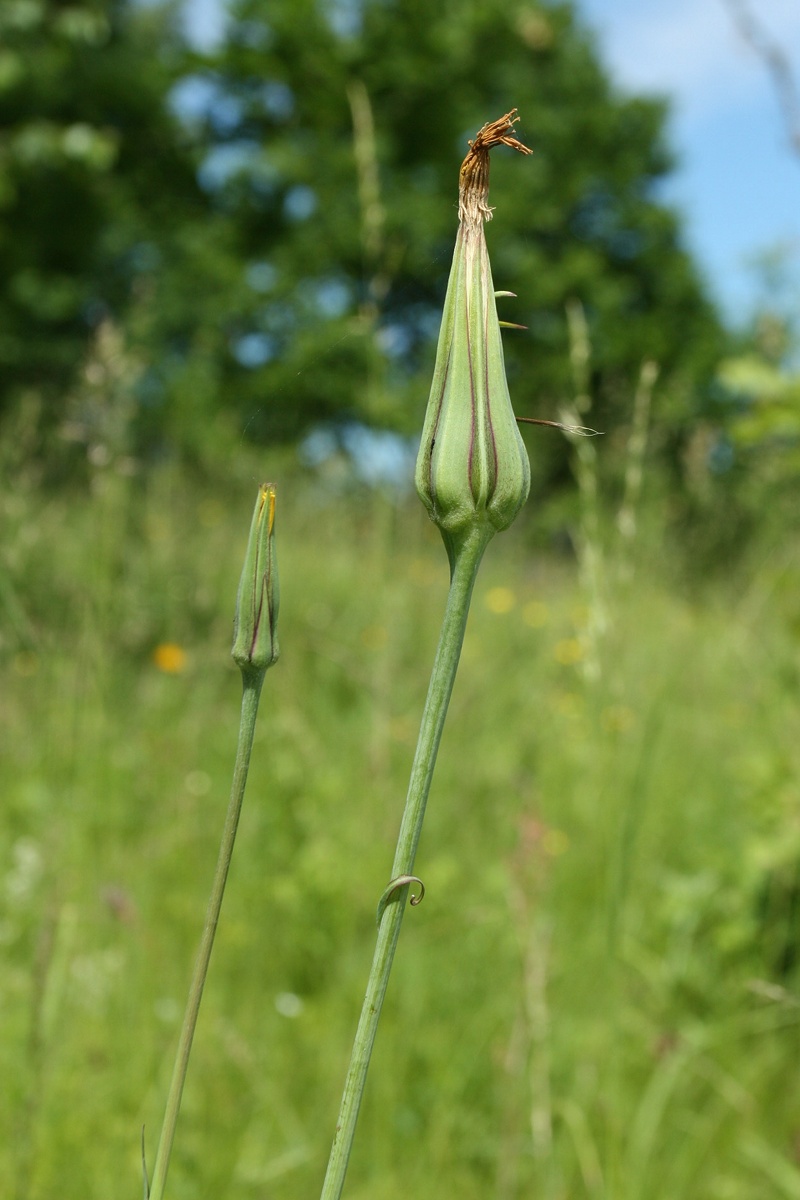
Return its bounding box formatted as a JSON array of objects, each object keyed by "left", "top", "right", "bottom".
[
  {"left": 415, "top": 222, "right": 531, "bottom": 554},
  {"left": 415, "top": 111, "right": 531, "bottom": 562}
]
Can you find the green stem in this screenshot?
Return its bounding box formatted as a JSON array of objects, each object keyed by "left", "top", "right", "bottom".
[
  {"left": 148, "top": 671, "right": 265, "bottom": 1200},
  {"left": 319, "top": 526, "right": 492, "bottom": 1200}
]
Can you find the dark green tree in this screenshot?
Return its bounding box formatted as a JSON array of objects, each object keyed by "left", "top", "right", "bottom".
[
  {"left": 1, "top": 0, "right": 727, "bottom": 480},
  {"left": 189, "top": 0, "right": 724, "bottom": 467},
  {"left": 0, "top": 0, "right": 209, "bottom": 450}
]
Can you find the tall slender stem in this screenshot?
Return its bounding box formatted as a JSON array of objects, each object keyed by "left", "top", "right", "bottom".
[
  {"left": 148, "top": 673, "right": 265, "bottom": 1200},
  {"left": 319, "top": 526, "right": 492, "bottom": 1200}
]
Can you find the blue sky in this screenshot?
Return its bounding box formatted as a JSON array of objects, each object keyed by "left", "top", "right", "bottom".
[
  {"left": 576, "top": 0, "right": 800, "bottom": 325},
  {"left": 184, "top": 0, "right": 800, "bottom": 326}
]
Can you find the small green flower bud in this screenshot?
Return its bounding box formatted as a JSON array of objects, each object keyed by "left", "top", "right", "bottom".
[
  {"left": 232, "top": 483, "right": 279, "bottom": 677},
  {"left": 415, "top": 112, "right": 532, "bottom": 560}
]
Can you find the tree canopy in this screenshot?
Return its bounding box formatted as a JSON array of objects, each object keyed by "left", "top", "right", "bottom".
[
  {"left": 0, "top": 0, "right": 726, "bottom": 473},
  {"left": 0, "top": 0, "right": 204, "bottom": 436}
]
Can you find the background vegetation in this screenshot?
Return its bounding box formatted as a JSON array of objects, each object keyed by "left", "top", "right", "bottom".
[
  {"left": 3, "top": 0, "right": 800, "bottom": 1197},
  {"left": 0, "top": 0, "right": 727, "bottom": 459}
]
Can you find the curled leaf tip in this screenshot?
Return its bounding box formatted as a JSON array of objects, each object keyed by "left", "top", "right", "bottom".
[
  {"left": 376, "top": 875, "right": 426, "bottom": 927},
  {"left": 459, "top": 109, "right": 532, "bottom": 227}
]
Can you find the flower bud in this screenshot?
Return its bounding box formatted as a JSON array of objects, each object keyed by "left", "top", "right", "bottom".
[
  {"left": 232, "top": 483, "right": 279, "bottom": 677},
  {"left": 415, "top": 112, "right": 532, "bottom": 560}
]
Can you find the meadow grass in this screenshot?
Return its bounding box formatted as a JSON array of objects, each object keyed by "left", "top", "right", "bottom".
[{"left": 3, "top": 457, "right": 800, "bottom": 1199}]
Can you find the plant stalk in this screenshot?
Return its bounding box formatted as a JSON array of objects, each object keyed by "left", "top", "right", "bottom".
[
  {"left": 148, "top": 672, "right": 265, "bottom": 1200},
  {"left": 319, "top": 525, "right": 492, "bottom": 1200}
]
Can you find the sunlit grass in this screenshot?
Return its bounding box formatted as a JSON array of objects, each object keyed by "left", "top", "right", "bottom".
[{"left": 3, "top": 460, "right": 800, "bottom": 1199}]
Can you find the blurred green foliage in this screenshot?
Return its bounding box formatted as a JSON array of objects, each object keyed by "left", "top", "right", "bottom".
[
  {"left": 0, "top": 0, "right": 204, "bottom": 437},
  {"left": 1, "top": 0, "right": 728, "bottom": 484},
  {"left": 197, "top": 0, "right": 724, "bottom": 452},
  {"left": 719, "top": 317, "right": 800, "bottom": 482},
  {"left": 4, "top": 454, "right": 800, "bottom": 1198}
]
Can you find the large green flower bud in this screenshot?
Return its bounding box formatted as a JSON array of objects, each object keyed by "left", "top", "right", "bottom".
[{"left": 415, "top": 112, "right": 532, "bottom": 562}]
